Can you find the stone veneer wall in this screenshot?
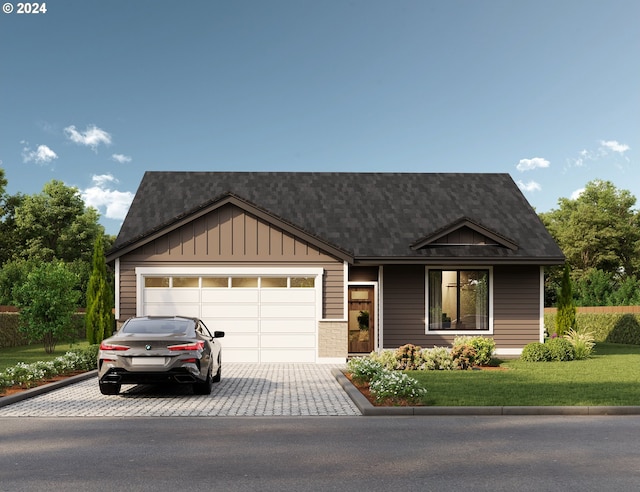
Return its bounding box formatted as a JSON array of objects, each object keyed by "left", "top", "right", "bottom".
[{"left": 318, "top": 321, "right": 348, "bottom": 359}]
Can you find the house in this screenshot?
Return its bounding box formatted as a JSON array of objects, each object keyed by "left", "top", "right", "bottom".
[{"left": 106, "top": 172, "right": 565, "bottom": 363}]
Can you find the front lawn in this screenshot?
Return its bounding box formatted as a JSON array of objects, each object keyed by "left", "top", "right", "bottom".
[
  {"left": 0, "top": 341, "right": 90, "bottom": 372},
  {"left": 410, "top": 343, "right": 640, "bottom": 406}
]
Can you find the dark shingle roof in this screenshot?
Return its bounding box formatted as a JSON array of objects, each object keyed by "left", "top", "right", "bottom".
[{"left": 110, "top": 172, "right": 564, "bottom": 263}]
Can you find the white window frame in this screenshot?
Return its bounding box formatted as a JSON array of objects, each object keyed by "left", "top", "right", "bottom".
[{"left": 425, "top": 266, "right": 494, "bottom": 335}]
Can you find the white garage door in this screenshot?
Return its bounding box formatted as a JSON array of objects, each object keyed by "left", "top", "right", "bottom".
[{"left": 139, "top": 269, "right": 322, "bottom": 363}]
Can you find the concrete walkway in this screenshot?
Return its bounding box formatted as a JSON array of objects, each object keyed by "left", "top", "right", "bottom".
[{"left": 0, "top": 364, "right": 360, "bottom": 417}]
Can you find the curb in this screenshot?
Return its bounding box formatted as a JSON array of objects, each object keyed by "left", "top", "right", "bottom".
[
  {"left": 331, "top": 368, "right": 640, "bottom": 416},
  {"left": 0, "top": 370, "right": 98, "bottom": 408}
]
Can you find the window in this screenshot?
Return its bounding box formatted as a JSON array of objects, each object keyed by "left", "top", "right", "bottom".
[
  {"left": 261, "top": 277, "right": 288, "bottom": 288},
  {"left": 202, "top": 277, "right": 228, "bottom": 288},
  {"left": 231, "top": 277, "right": 258, "bottom": 288},
  {"left": 145, "top": 277, "right": 169, "bottom": 288},
  {"left": 428, "top": 269, "right": 489, "bottom": 331},
  {"left": 290, "top": 277, "right": 314, "bottom": 288},
  {"left": 173, "top": 277, "right": 199, "bottom": 288}
]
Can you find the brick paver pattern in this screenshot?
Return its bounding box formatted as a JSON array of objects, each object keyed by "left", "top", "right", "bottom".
[{"left": 0, "top": 364, "right": 361, "bottom": 417}]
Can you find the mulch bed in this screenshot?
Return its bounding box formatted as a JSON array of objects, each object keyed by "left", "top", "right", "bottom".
[{"left": 0, "top": 371, "right": 85, "bottom": 397}]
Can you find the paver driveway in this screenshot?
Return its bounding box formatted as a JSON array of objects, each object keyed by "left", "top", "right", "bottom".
[{"left": 0, "top": 364, "right": 360, "bottom": 417}]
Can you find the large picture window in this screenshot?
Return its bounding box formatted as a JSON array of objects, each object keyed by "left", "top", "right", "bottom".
[{"left": 428, "top": 269, "right": 490, "bottom": 331}]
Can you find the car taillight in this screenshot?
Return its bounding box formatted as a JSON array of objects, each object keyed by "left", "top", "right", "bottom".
[
  {"left": 99, "top": 342, "right": 130, "bottom": 351},
  {"left": 168, "top": 341, "right": 205, "bottom": 351}
]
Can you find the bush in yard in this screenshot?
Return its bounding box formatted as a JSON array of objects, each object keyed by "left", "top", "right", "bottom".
[
  {"left": 369, "top": 349, "right": 398, "bottom": 370},
  {"left": 521, "top": 342, "right": 552, "bottom": 362},
  {"left": 564, "top": 328, "right": 595, "bottom": 360},
  {"left": 421, "top": 346, "right": 455, "bottom": 370},
  {"left": 451, "top": 339, "right": 477, "bottom": 370},
  {"left": 395, "top": 344, "right": 422, "bottom": 370},
  {"left": 368, "top": 369, "right": 427, "bottom": 404},
  {"left": 546, "top": 337, "right": 575, "bottom": 361},
  {"left": 453, "top": 336, "right": 496, "bottom": 366},
  {"left": 12, "top": 261, "right": 81, "bottom": 353},
  {"left": 85, "top": 235, "right": 114, "bottom": 344},
  {"left": 347, "top": 357, "right": 384, "bottom": 384}
]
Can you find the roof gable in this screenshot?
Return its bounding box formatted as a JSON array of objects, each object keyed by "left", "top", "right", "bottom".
[{"left": 411, "top": 217, "right": 518, "bottom": 251}]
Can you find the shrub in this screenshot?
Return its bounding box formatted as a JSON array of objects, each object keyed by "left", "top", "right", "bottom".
[
  {"left": 347, "top": 357, "right": 384, "bottom": 384},
  {"left": 521, "top": 342, "right": 552, "bottom": 362},
  {"left": 368, "top": 369, "right": 427, "bottom": 404},
  {"left": 564, "top": 329, "right": 595, "bottom": 360},
  {"left": 395, "top": 344, "right": 422, "bottom": 370},
  {"left": 451, "top": 339, "right": 477, "bottom": 370},
  {"left": 546, "top": 337, "right": 575, "bottom": 361},
  {"left": 421, "top": 347, "right": 455, "bottom": 370},
  {"left": 369, "top": 350, "right": 398, "bottom": 370}
]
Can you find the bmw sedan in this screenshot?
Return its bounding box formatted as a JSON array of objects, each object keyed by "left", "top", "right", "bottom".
[{"left": 98, "top": 316, "right": 224, "bottom": 396}]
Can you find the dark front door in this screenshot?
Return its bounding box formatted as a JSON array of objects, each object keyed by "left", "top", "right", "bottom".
[{"left": 348, "top": 286, "right": 375, "bottom": 354}]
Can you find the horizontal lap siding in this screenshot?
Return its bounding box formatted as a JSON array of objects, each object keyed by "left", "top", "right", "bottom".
[
  {"left": 382, "top": 264, "right": 542, "bottom": 350},
  {"left": 492, "top": 265, "right": 541, "bottom": 347}
]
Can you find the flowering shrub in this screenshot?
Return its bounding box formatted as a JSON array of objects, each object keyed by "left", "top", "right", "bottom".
[
  {"left": 346, "top": 357, "right": 384, "bottom": 384},
  {"left": 368, "top": 369, "right": 427, "bottom": 404},
  {"left": 395, "top": 344, "right": 422, "bottom": 370},
  {"left": 368, "top": 349, "right": 398, "bottom": 370},
  {"left": 451, "top": 342, "right": 477, "bottom": 370},
  {"left": 421, "top": 346, "right": 455, "bottom": 370},
  {"left": 0, "top": 345, "right": 99, "bottom": 393},
  {"left": 453, "top": 336, "right": 496, "bottom": 366}
]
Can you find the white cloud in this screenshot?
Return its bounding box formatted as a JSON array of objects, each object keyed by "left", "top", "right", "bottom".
[
  {"left": 600, "top": 140, "right": 630, "bottom": 155},
  {"left": 22, "top": 143, "right": 58, "bottom": 164},
  {"left": 81, "top": 174, "right": 134, "bottom": 220},
  {"left": 111, "top": 153, "right": 132, "bottom": 163},
  {"left": 517, "top": 180, "right": 541, "bottom": 192},
  {"left": 516, "top": 157, "right": 550, "bottom": 172},
  {"left": 571, "top": 188, "right": 585, "bottom": 200},
  {"left": 64, "top": 125, "right": 112, "bottom": 151}
]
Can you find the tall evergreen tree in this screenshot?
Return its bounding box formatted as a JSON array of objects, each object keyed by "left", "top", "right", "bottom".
[
  {"left": 556, "top": 264, "right": 577, "bottom": 336},
  {"left": 85, "top": 236, "right": 113, "bottom": 344}
]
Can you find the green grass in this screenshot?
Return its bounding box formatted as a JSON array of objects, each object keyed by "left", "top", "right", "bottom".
[
  {"left": 410, "top": 343, "right": 640, "bottom": 406},
  {"left": 0, "top": 341, "right": 90, "bottom": 372}
]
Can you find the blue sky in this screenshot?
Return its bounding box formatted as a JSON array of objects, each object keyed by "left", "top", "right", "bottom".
[{"left": 1, "top": 0, "right": 638, "bottom": 236}]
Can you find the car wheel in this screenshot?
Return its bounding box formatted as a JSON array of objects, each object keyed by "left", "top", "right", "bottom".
[
  {"left": 99, "top": 382, "right": 121, "bottom": 395},
  {"left": 193, "top": 368, "right": 213, "bottom": 395},
  {"left": 212, "top": 356, "right": 222, "bottom": 383}
]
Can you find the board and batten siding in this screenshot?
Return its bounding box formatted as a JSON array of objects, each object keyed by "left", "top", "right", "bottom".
[
  {"left": 381, "top": 264, "right": 542, "bottom": 349},
  {"left": 115, "top": 204, "right": 344, "bottom": 320}
]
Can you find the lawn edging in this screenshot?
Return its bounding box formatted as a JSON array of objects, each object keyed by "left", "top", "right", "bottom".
[
  {"left": 331, "top": 368, "right": 640, "bottom": 416},
  {"left": 0, "top": 370, "right": 97, "bottom": 408}
]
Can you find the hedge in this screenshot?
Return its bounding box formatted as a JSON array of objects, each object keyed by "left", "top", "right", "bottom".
[
  {"left": 545, "top": 312, "right": 640, "bottom": 345},
  {"left": 0, "top": 312, "right": 86, "bottom": 349}
]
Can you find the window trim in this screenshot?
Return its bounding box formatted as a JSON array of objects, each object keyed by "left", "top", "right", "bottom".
[{"left": 425, "top": 266, "right": 494, "bottom": 335}]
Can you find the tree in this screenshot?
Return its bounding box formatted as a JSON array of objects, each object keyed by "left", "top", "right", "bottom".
[
  {"left": 13, "top": 180, "right": 102, "bottom": 264},
  {"left": 85, "top": 236, "right": 114, "bottom": 344},
  {"left": 13, "top": 261, "right": 80, "bottom": 353},
  {"left": 555, "top": 264, "right": 576, "bottom": 336},
  {"left": 540, "top": 180, "right": 640, "bottom": 279}
]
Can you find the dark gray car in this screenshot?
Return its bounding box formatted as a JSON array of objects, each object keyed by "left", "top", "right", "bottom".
[{"left": 98, "top": 316, "right": 224, "bottom": 395}]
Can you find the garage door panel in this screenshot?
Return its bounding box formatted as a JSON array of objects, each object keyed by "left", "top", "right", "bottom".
[
  {"left": 145, "top": 289, "right": 199, "bottom": 303},
  {"left": 260, "top": 350, "right": 316, "bottom": 363},
  {"left": 202, "top": 318, "right": 259, "bottom": 333},
  {"left": 202, "top": 290, "right": 259, "bottom": 303},
  {"left": 261, "top": 319, "right": 316, "bottom": 333},
  {"left": 202, "top": 304, "right": 259, "bottom": 318},
  {"left": 222, "top": 333, "right": 259, "bottom": 348},
  {"left": 260, "top": 304, "right": 315, "bottom": 318},
  {"left": 260, "top": 289, "right": 315, "bottom": 303},
  {"left": 224, "top": 349, "right": 260, "bottom": 363},
  {"left": 145, "top": 304, "right": 200, "bottom": 317},
  {"left": 261, "top": 334, "right": 316, "bottom": 348}
]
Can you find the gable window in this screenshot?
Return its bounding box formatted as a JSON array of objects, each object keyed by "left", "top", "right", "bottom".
[{"left": 427, "top": 269, "right": 490, "bottom": 332}]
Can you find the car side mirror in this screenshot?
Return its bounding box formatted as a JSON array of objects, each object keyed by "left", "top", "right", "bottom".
[{"left": 214, "top": 331, "right": 225, "bottom": 338}]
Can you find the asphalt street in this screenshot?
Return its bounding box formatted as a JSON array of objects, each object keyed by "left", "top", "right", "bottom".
[{"left": 1, "top": 415, "right": 640, "bottom": 492}]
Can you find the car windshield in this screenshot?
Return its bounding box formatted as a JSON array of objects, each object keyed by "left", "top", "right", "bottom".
[{"left": 121, "top": 318, "right": 194, "bottom": 336}]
